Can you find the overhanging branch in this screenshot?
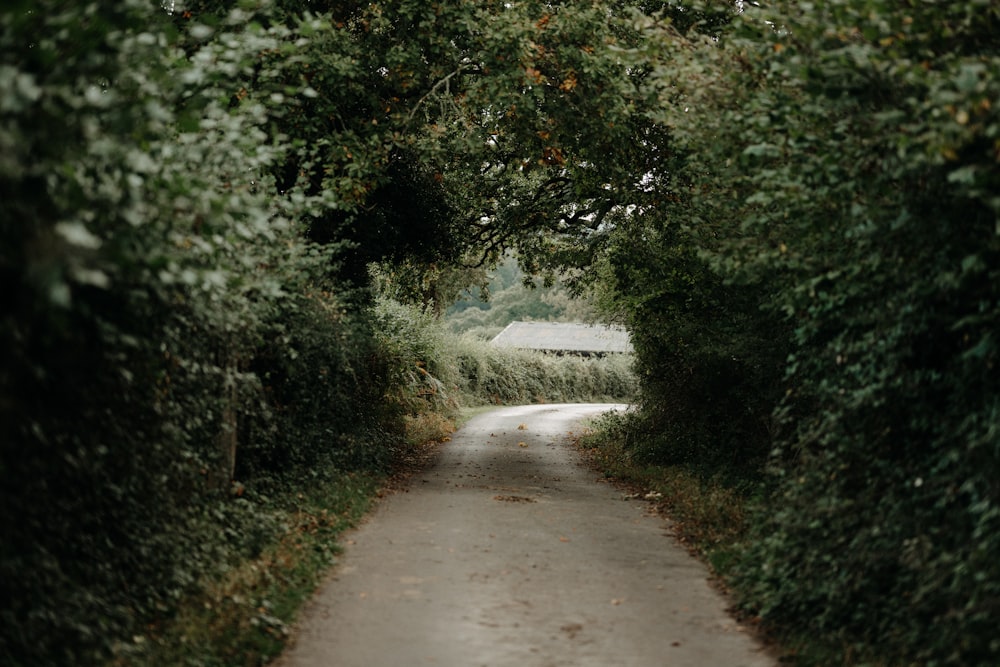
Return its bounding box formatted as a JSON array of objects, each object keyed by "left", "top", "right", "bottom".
[{"left": 405, "top": 63, "right": 473, "bottom": 126}]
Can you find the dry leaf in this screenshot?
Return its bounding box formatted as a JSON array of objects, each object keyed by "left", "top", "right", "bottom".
[{"left": 494, "top": 494, "right": 535, "bottom": 503}]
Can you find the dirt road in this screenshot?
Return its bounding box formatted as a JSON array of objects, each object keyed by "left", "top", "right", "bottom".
[{"left": 273, "top": 403, "right": 776, "bottom": 667}]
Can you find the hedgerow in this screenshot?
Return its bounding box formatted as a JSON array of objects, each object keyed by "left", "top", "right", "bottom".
[
  {"left": 599, "top": 2, "right": 1000, "bottom": 664},
  {"left": 719, "top": 4, "right": 1000, "bottom": 663},
  {"left": 375, "top": 298, "right": 638, "bottom": 409},
  {"left": 0, "top": 2, "right": 405, "bottom": 664}
]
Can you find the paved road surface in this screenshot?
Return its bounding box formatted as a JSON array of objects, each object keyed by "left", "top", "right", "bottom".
[{"left": 273, "top": 403, "right": 776, "bottom": 667}]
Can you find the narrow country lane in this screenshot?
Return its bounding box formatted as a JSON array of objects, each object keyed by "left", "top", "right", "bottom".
[{"left": 272, "top": 404, "right": 777, "bottom": 667}]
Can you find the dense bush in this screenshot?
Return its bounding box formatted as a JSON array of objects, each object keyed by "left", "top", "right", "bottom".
[
  {"left": 725, "top": 4, "right": 1000, "bottom": 663},
  {"left": 0, "top": 3, "right": 405, "bottom": 663},
  {"left": 239, "top": 292, "right": 405, "bottom": 481},
  {"left": 456, "top": 342, "right": 637, "bottom": 405},
  {"left": 596, "top": 216, "right": 785, "bottom": 475},
  {"left": 2, "top": 3, "right": 276, "bottom": 662},
  {"left": 612, "top": 2, "right": 1000, "bottom": 663}
]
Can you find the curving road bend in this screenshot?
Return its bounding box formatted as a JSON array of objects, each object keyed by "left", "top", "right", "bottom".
[{"left": 273, "top": 403, "right": 776, "bottom": 667}]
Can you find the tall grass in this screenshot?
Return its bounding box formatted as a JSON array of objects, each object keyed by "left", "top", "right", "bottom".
[{"left": 374, "top": 298, "right": 638, "bottom": 411}]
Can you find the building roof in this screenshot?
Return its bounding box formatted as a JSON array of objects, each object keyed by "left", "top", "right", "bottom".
[{"left": 490, "top": 321, "right": 633, "bottom": 354}]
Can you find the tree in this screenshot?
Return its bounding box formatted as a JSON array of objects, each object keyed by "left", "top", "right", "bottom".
[{"left": 249, "top": 0, "right": 702, "bottom": 309}]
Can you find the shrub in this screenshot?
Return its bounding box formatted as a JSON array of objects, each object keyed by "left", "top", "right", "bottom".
[{"left": 627, "top": 2, "right": 1000, "bottom": 663}]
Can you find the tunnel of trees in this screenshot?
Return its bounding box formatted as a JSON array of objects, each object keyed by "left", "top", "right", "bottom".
[{"left": 2, "top": 1, "right": 998, "bottom": 665}]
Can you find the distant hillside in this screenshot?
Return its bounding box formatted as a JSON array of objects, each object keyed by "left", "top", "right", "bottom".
[{"left": 444, "top": 256, "right": 599, "bottom": 338}]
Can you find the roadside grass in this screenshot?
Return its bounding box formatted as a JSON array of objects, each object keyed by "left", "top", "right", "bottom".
[
  {"left": 109, "top": 403, "right": 470, "bottom": 667},
  {"left": 758, "top": 629, "right": 896, "bottom": 667},
  {"left": 402, "top": 411, "right": 457, "bottom": 449},
  {"left": 574, "top": 422, "right": 789, "bottom": 655},
  {"left": 575, "top": 428, "right": 750, "bottom": 567},
  {"left": 110, "top": 471, "right": 381, "bottom": 667},
  {"left": 575, "top": 426, "right": 901, "bottom": 667}
]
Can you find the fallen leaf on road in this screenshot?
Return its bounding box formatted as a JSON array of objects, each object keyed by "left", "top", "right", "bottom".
[
  {"left": 517, "top": 423, "right": 527, "bottom": 430},
  {"left": 494, "top": 495, "right": 535, "bottom": 503},
  {"left": 559, "top": 536, "right": 571, "bottom": 542},
  {"left": 560, "top": 623, "right": 583, "bottom": 639},
  {"left": 518, "top": 441, "right": 528, "bottom": 448}
]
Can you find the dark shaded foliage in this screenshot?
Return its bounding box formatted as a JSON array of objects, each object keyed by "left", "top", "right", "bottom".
[{"left": 613, "top": 1, "right": 1000, "bottom": 663}]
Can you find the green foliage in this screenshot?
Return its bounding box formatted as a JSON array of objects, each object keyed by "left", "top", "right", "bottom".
[
  {"left": 737, "top": 8, "right": 998, "bottom": 665},
  {"left": 1, "top": 2, "right": 289, "bottom": 662},
  {"left": 241, "top": 290, "right": 404, "bottom": 480},
  {"left": 456, "top": 337, "right": 638, "bottom": 406},
  {"left": 2, "top": 2, "right": 401, "bottom": 663},
  {"left": 11, "top": 0, "right": 998, "bottom": 664},
  {"left": 595, "top": 212, "right": 785, "bottom": 475},
  {"left": 373, "top": 296, "right": 463, "bottom": 415},
  {"left": 112, "top": 470, "right": 380, "bottom": 667},
  {"left": 247, "top": 0, "right": 662, "bottom": 290},
  {"left": 618, "top": 1, "right": 1000, "bottom": 664}
]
